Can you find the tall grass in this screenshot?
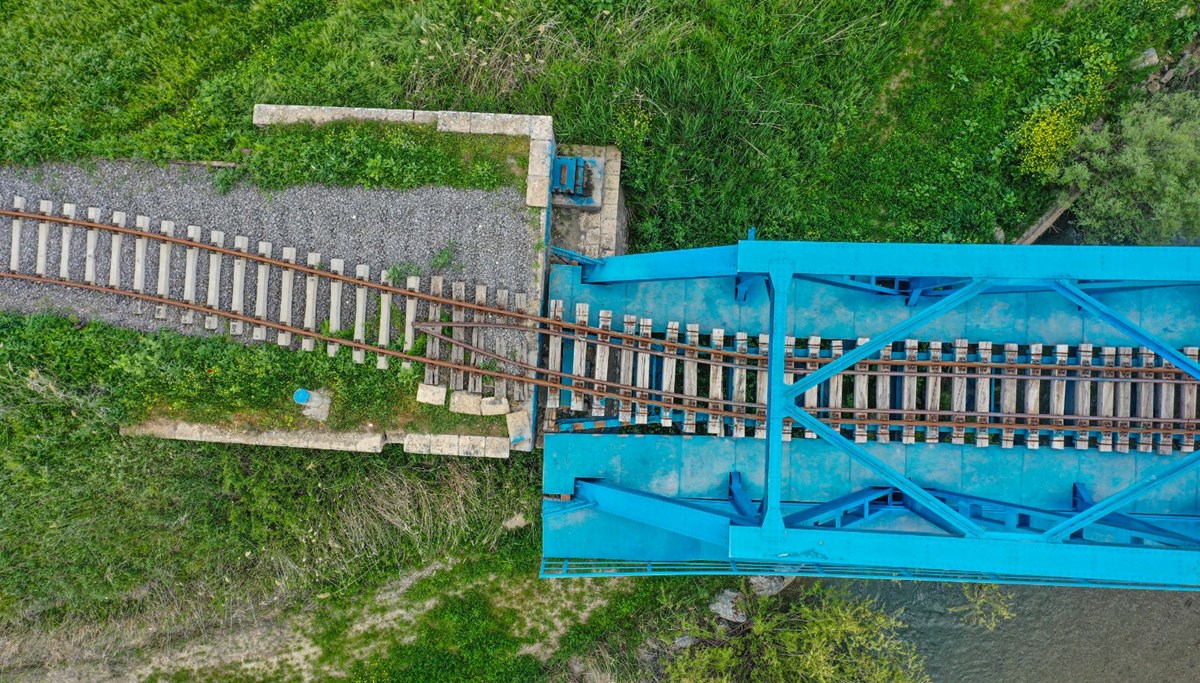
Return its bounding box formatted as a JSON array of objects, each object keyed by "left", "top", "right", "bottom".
[
  {"left": 2, "top": 0, "right": 1185, "bottom": 247},
  {"left": 0, "top": 313, "right": 538, "bottom": 671}
]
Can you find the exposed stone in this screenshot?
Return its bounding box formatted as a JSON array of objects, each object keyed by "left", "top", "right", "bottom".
[
  {"left": 502, "top": 513, "right": 531, "bottom": 529},
  {"left": 1162, "top": 68, "right": 1176, "bottom": 84},
  {"left": 403, "top": 432, "right": 432, "bottom": 455},
  {"left": 1148, "top": 80, "right": 1163, "bottom": 94},
  {"left": 449, "top": 391, "right": 483, "bottom": 415},
  {"left": 480, "top": 396, "right": 511, "bottom": 416},
  {"left": 416, "top": 383, "right": 447, "bottom": 405},
  {"left": 506, "top": 406, "right": 534, "bottom": 451},
  {"left": 671, "top": 635, "right": 698, "bottom": 649},
  {"left": 460, "top": 435, "right": 487, "bottom": 457},
  {"left": 708, "top": 589, "right": 747, "bottom": 623},
  {"left": 429, "top": 434, "right": 460, "bottom": 455},
  {"left": 1134, "top": 47, "right": 1160, "bottom": 69},
  {"left": 483, "top": 436, "right": 510, "bottom": 458},
  {"left": 1178, "top": 4, "right": 1195, "bottom": 19},
  {"left": 299, "top": 389, "right": 332, "bottom": 422},
  {"left": 749, "top": 575, "right": 795, "bottom": 597}
]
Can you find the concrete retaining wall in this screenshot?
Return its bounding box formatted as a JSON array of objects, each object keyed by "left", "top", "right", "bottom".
[{"left": 252, "top": 104, "right": 556, "bottom": 208}]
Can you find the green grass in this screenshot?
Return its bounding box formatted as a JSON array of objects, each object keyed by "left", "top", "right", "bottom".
[
  {"left": 1, "top": 0, "right": 1190, "bottom": 245},
  {"left": 225, "top": 122, "right": 528, "bottom": 193},
  {"left": 0, "top": 313, "right": 502, "bottom": 433},
  {"left": 0, "top": 313, "right": 530, "bottom": 666}
]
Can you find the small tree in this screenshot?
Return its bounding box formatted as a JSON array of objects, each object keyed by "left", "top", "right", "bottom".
[
  {"left": 1060, "top": 91, "right": 1200, "bottom": 244},
  {"left": 664, "top": 583, "right": 929, "bottom": 683}
]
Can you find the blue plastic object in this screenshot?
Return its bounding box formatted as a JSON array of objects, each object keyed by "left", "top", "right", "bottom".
[{"left": 293, "top": 388, "right": 311, "bottom": 405}]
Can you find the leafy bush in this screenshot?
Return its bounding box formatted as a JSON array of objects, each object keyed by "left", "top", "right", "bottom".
[
  {"left": 946, "top": 583, "right": 1015, "bottom": 631},
  {"left": 1060, "top": 91, "right": 1200, "bottom": 244},
  {"left": 664, "top": 583, "right": 928, "bottom": 683}
]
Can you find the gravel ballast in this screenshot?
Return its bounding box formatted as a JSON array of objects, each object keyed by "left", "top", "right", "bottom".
[{"left": 0, "top": 161, "right": 543, "bottom": 343}]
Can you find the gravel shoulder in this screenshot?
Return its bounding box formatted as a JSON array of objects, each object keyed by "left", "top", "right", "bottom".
[{"left": 0, "top": 161, "right": 541, "bottom": 338}]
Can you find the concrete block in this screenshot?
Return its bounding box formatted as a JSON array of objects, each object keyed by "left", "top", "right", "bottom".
[
  {"left": 460, "top": 435, "right": 486, "bottom": 458},
  {"left": 528, "top": 139, "right": 553, "bottom": 176},
  {"left": 429, "top": 434, "right": 460, "bottom": 455},
  {"left": 403, "top": 432, "right": 432, "bottom": 455},
  {"left": 484, "top": 437, "right": 511, "bottom": 459},
  {"left": 412, "top": 109, "right": 439, "bottom": 125},
  {"left": 449, "top": 391, "right": 483, "bottom": 415},
  {"left": 252, "top": 103, "right": 277, "bottom": 126},
  {"left": 416, "top": 383, "right": 447, "bottom": 405},
  {"left": 525, "top": 176, "right": 550, "bottom": 208},
  {"left": 468, "top": 112, "right": 497, "bottom": 134},
  {"left": 492, "top": 114, "right": 533, "bottom": 137},
  {"left": 480, "top": 396, "right": 510, "bottom": 416},
  {"left": 506, "top": 406, "right": 534, "bottom": 452},
  {"left": 120, "top": 419, "right": 385, "bottom": 453},
  {"left": 253, "top": 104, "right": 415, "bottom": 127},
  {"left": 436, "top": 111, "right": 472, "bottom": 133},
  {"left": 529, "top": 115, "right": 554, "bottom": 141}
]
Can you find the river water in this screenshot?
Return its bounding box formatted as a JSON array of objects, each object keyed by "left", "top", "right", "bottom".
[{"left": 849, "top": 581, "right": 1200, "bottom": 682}]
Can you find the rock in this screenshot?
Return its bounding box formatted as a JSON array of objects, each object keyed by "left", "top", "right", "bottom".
[
  {"left": 1134, "top": 48, "right": 1160, "bottom": 69},
  {"left": 749, "top": 575, "right": 795, "bottom": 597},
  {"left": 502, "top": 513, "right": 530, "bottom": 529},
  {"left": 416, "top": 383, "right": 447, "bottom": 405},
  {"left": 671, "top": 635, "right": 698, "bottom": 649},
  {"left": 448, "top": 391, "right": 483, "bottom": 415},
  {"left": 1162, "top": 68, "right": 1176, "bottom": 84},
  {"left": 708, "top": 589, "right": 748, "bottom": 623},
  {"left": 479, "top": 396, "right": 510, "bottom": 416},
  {"left": 506, "top": 406, "right": 534, "bottom": 452},
  {"left": 1148, "top": 80, "right": 1163, "bottom": 94},
  {"left": 300, "top": 389, "right": 331, "bottom": 422},
  {"left": 1177, "top": 4, "right": 1194, "bottom": 19}
]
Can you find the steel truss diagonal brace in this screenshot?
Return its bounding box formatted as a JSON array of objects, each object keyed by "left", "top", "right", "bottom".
[
  {"left": 783, "top": 487, "right": 897, "bottom": 527},
  {"left": 1052, "top": 279, "right": 1200, "bottom": 382},
  {"left": 575, "top": 479, "right": 751, "bottom": 547},
  {"left": 1041, "top": 448, "right": 1200, "bottom": 542},
  {"left": 783, "top": 279, "right": 990, "bottom": 400},
  {"left": 787, "top": 408, "right": 985, "bottom": 537}
]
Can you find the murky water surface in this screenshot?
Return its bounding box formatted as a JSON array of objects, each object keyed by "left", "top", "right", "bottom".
[{"left": 848, "top": 581, "right": 1200, "bottom": 682}]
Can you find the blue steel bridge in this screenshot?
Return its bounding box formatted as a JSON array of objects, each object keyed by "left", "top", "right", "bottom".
[{"left": 537, "top": 239, "right": 1200, "bottom": 590}]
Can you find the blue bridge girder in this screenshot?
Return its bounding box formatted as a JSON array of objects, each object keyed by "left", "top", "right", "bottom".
[{"left": 543, "top": 240, "right": 1200, "bottom": 589}]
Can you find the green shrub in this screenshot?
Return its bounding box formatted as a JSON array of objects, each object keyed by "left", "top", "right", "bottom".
[
  {"left": 1060, "top": 91, "right": 1200, "bottom": 244},
  {"left": 663, "top": 583, "right": 928, "bottom": 683}
]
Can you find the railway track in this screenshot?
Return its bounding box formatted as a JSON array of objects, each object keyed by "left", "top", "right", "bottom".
[{"left": 4, "top": 196, "right": 1200, "bottom": 454}]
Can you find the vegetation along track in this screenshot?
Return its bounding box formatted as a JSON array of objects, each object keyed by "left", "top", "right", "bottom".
[{"left": 4, "top": 198, "right": 1200, "bottom": 453}]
